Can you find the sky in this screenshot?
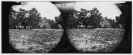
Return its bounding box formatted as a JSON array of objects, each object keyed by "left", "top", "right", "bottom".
[
  {"left": 12, "top": 2, "right": 61, "bottom": 21},
  {"left": 12, "top": 2, "right": 123, "bottom": 20},
  {"left": 74, "top": 2, "right": 122, "bottom": 19}
]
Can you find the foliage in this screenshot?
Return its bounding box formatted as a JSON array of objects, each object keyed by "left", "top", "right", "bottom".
[
  {"left": 27, "top": 8, "right": 41, "bottom": 28},
  {"left": 115, "top": 14, "right": 125, "bottom": 28},
  {"left": 106, "top": 18, "right": 118, "bottom": 28},
  {"left": 9, "top": 8, "right": 20, "bottom": 29},
  {"left": 67, "top": 12, "right": 79, "bottom": 28},
  {"left": 68, "top": 7, "right": 103, "bottom": 28},
  {"left": 55, "top": 15, "right": 64, "bottom": 28},
  {"left": 9, "top": 8, "right": 42, "bottom": 29}
]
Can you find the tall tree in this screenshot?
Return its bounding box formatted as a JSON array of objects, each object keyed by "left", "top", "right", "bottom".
[
  {"left": 115, "top": 14, "right": 125, "bottom": 28},
  {"left": 84, "top": 8, "right": 102, "bottom": 28},
  {"left": 9, "top": 8, "right": 41, "bottom": 29},
  {"left": 67, "top": 7, "right": 103, "bottom": 28},
  {"left": 26, "top": 8, "right": 41, "bottom": 29},
  {"left": 9, "top": 8, "right": 19, "bottom": 28},
  {"left": 67, "top": 10, "right": 79, "bottom": 28},
  {"left": 55, "top": 15, "right": 64, "bottom": 28}
]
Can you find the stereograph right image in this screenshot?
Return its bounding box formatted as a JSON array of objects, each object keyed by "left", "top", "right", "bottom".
[
  {"left": 2, "top": 1, "right": 131, "bottom": 53},
  {"left": 67, "top": 2, "right": 131, "bottom": 53}
]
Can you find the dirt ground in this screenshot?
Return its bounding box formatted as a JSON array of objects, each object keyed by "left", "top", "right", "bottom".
[
  {"left": 67, "top": 28, "right": 125, "bottom": 52},
  {"left": 9, "top": 29, "right": 63, "bottom": 53}
]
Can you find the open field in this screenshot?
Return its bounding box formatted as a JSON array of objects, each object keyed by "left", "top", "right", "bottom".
[
  {"left": 67, "top": 28, "right": 125, "bottom": 52},
  {"left": 9, "top": 29, "right": 63, "bottom": 53}
]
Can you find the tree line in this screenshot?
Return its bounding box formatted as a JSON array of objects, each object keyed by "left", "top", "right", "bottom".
[
  {"left": 9, "top": 7, "right": 124, "bottom": 29},
  {"left": 9, "top": 8, "right": 62, "bottom": 29},
  {"left": 67, "top": 7, "right": 124, "bottom": 29}
]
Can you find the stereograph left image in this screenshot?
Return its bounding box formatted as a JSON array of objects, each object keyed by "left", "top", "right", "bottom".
[
  {"left": 2, "top": 1, "right": 131, "bottom": 53},
  {"left": 3, "top": 1, "right": 64, "bottom": 53}
]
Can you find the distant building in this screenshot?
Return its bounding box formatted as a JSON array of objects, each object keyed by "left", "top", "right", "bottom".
[
  {"left": 58, "top": 24, "right": 62, "bottom": 29},
  {"left": 99, "top": 18, "right": 112, "bottom": 28},
  {"left": 45, "top": 23, "right": 51, "bottom": 29},
  {"left": 39, "top": 19, "right": 51, "bottom": 29}
]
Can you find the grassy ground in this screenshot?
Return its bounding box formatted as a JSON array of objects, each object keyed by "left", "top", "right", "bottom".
[
  {"left": 9, "top": 29, "right": 63, "bottom": 53},
  {"left": 67, "top": 28, "right": 125, "bottom": 52}
]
